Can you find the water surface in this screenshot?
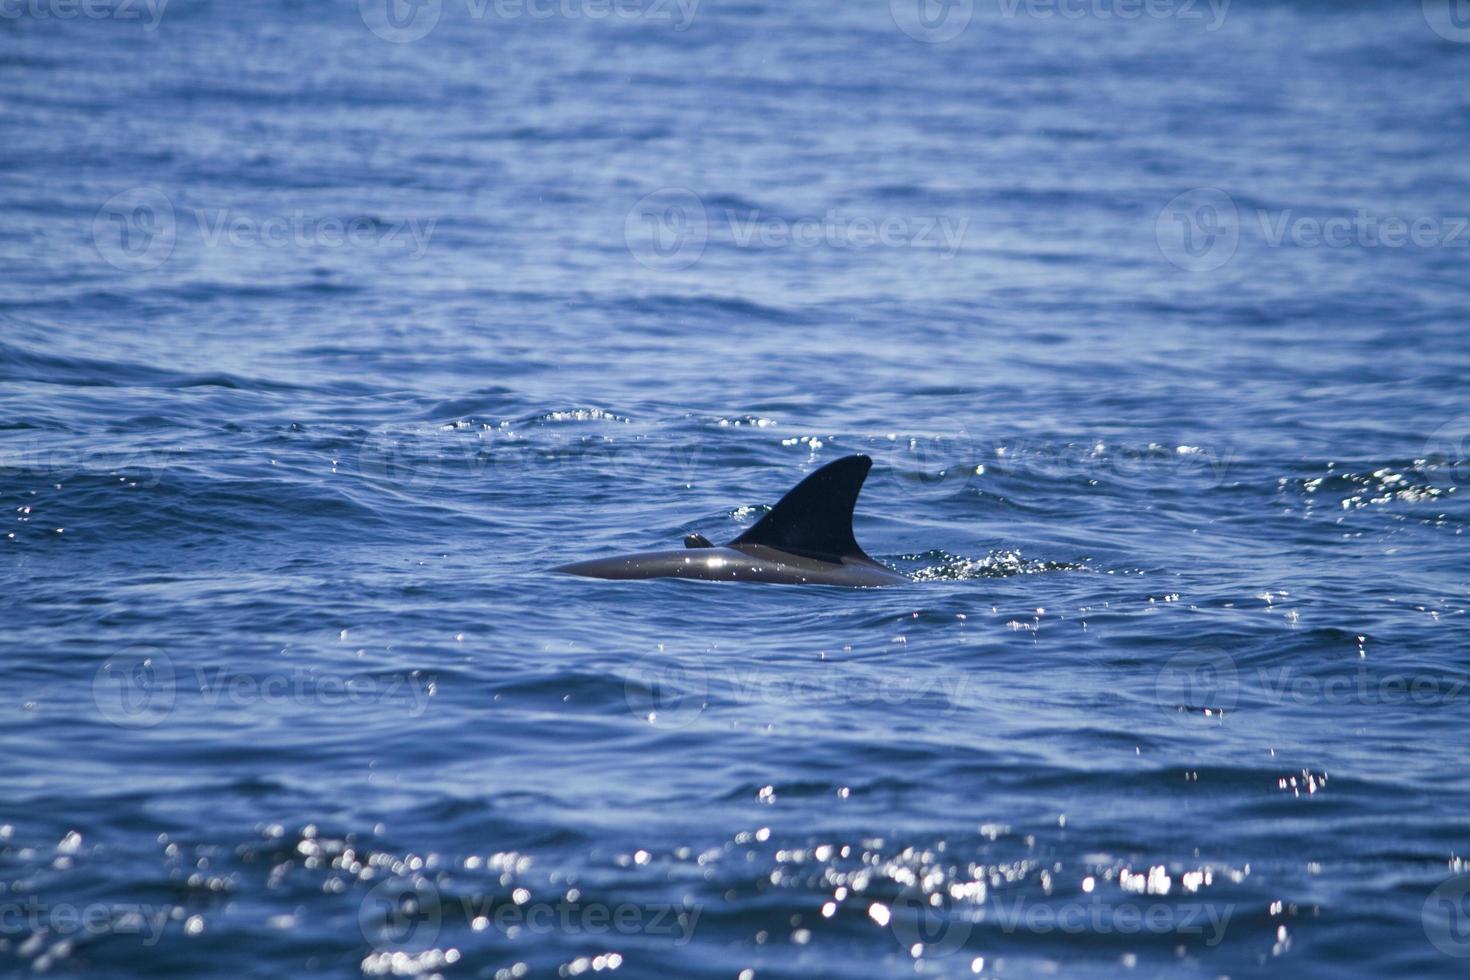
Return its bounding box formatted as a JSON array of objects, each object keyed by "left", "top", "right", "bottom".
[{"left": 2, "top": 1, "right": 1469, "bottom": 976}]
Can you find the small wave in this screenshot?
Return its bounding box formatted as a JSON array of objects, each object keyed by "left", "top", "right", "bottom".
[
  {"left": 903, "top": 549, "right": 1090, "bottom": 581},
  {"left": 1287, "top": 461, "right": 1453, "bottom": 511},
  {"left": 617, "top": 292, "right": 804, "bottom": 325},
  {"left": 525, "top": 408, "right": 631, "bottom": 424},
  {"left": 0, "top": 335, "right": 297, "bottom": 392}
]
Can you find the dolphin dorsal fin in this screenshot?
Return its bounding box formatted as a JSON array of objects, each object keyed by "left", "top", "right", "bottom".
[{"left": 730, "top": 454, "right": 877, "bottom": 563}]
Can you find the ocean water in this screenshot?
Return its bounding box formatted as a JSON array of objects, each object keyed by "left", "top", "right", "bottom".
[{"left": 3, "top": 0, "right": 1470, "bottom": 976}]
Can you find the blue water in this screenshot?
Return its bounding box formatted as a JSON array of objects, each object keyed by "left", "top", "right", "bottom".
[{"left": 3, "top": 0, "right": 1470, "bottom": 976}]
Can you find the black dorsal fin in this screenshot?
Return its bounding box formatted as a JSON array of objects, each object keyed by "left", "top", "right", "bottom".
[{"left": 729, "top": 455, "right": 877, "bottom": 563}]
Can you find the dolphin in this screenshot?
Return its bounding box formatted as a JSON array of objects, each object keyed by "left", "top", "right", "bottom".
[{"left": 552, "top": 454, "right": 909, "bottom": 587}]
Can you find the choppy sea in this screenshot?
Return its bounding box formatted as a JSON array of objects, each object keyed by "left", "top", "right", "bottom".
[{"left": 3, "top": 0, "right": 1469, "bottom": 976}]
